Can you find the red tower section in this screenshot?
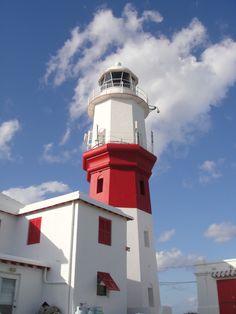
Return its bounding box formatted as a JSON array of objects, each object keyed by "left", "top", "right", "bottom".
[{"left": 83, "top": 143, "right": 156, "bottom": 213}]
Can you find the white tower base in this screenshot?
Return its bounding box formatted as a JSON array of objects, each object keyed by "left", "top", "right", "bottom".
[{"left": 121, "top": 208, "right": 161, "bottom": 314}]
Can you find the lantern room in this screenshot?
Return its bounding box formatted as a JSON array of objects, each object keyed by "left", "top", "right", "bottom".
[{"left": 98, "top": 62, "right": 138, "bottom": 90}]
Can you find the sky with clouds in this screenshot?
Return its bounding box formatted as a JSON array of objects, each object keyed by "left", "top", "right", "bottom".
[{"left": 1, "top": 1, "right": 236, "bottom": 313}]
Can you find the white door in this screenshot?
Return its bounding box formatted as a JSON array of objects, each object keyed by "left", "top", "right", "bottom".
[{"left": 0, "top": 274, "right": 18, "bottom": 314}]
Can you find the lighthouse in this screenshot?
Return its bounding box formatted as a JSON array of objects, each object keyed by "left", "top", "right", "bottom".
[{"left": 83, "top": 63, "right": 161, "bottom": 314}]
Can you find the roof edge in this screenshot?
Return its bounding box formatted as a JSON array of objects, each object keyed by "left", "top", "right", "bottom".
[{"left": 18, "top": 190, "right": 133, "bottom": 221}]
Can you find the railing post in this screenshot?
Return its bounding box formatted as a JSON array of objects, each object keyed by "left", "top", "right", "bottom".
[{"left": 151, "top": 131, "right": 154, "bottom": 153}]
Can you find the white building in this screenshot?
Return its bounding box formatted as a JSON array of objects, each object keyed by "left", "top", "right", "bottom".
[
  {"left": 0, "top": 64, "right": 168, "bottom": 314},
  {"left": 195, "top": 259, "right": 236, "bottom": 314},
  {"left": 0, "top": 192, "right": 131, "bottom": 314}
]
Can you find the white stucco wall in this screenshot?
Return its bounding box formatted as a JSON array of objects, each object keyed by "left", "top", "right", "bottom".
[
  {"left": 12, "top": 203, "right": 74, "bottom": 282},
  {"left": 41, "top": 284, "right": 69, "bottom": 314},
  {"left": 0, "top": 212, "right": 17, "bottom": 254},
  {"left": 10, "top": 202, "right": 75, "bottom": 312},
  {"left": 0, "top": 193, "right": 23, "bottom": 215},
  {"left": 73, "top": 201, "right": 128, "bottom": 314},
  {"left": 1, "top": 192, "right": 130, "bottom": 314},
  {"left": 121, "top": 208, "right": 161, "bottom": 314},
  {"left": 196, "top": 271, "right": 219, "bottom": 314},
  {"left": 0, "top": 264, "right": 43, "bottom": 314},
  {"left": 92, "top": 97, "right": 147, "bottom": 148}
]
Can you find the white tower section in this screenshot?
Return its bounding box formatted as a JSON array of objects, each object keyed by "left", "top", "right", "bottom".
[
  {"left": 83, "top": 63, "right": 162, "bottom": 314},
  {"left": 87, "top": 63, "right": 150, "bottom": 150}
]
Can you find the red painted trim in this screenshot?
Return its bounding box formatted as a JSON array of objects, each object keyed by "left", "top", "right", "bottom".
[
  {"left": 83, "top": 143, "right": 156, "bottom": 180},
  {"left": 83, "top": 143, "right": 156, "bottom": 213}
]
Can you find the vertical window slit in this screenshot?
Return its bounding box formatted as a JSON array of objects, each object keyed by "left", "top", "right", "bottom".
[
  {"left": 140, "top": 180, "right": 145, "bottom": 195},
  {"left": 97, "top": 178, "right": 104, "bottom": 194}
]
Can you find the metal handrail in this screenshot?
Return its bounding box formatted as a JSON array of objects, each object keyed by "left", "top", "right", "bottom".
[
  {"left": 85, "top": 132, "right": 153, "bottom": 153},
  {"left": 89, "top": 81, "right": 148, "bottom": 104},
  {"left": 88, "top": 139, "right": 153, "bottom": 153}
]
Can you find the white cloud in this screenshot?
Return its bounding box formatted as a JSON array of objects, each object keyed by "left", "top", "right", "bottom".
[
  {"left": 42, "top": 142, "right": 78, "bottom": 163},
  {"left": 156, "top": 248, "right": 205, "bottom": 271},
  {"left": 45, "top": 5, "right": 236, "bottom": 156},
  {"left": 0, "top": 120, "right": 20, "bottom": 159},
  {"left": 158, "top": 229, "right": 176, "bottom": 242},
  {"left": 60, "top": 126, "right": 71, "bottom": 145},
  {"left": 205, "top": 222, "right": 236, "bottom": 242},
  {"left": 2, "top": 181, "right": 70, "bottom": 204},
  {"left": 199, "top": 159, "right": 223, "bottom": 183},
  {"left": 141, "top": 10, "right": 163, "bottom": 23}
]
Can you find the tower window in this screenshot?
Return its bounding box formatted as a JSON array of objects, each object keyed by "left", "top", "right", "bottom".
[
  {"left": 97, "top": 178, "right": 104, "bottom": 193},
  {"left": 27, "top": 217, "right": 42, "bottom": 245},
  {"left": 140, "top": 180, "right": 145, "bottom": 195},
  {"left": 144, "top": 230, "right": 150, "bottom": 248},
  {"left": 148, "top": 287, "right": 155, "bottom": 307},
  {"left": 98, "top": 217, "right": 112, "bottom": 246},
  {"left": 97, "top": 279, "right": 107, "bottom": 296},
  {"left": 97, "top": 272, "right": 120, "bottom": 295}
]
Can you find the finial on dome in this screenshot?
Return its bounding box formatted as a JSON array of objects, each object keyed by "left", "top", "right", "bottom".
[{"left": 115, "top": 62, "right": 122, "bottom": 66}]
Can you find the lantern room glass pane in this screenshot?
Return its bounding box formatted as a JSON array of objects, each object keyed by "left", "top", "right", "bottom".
[
  {"left": 100, "top": 70, "right": 133, "bottom": 89},
  {"left": 112, "top": 72, "right": 122, "bottom": 79},
  {"left": 112, "top": 72, "right": 122, "bottom": 86},
  {"left": 99, "top": 76, "right": 104, "bottom": 86},
  {"left": 122, "top": 72, "right": 130, "bottom": 87},
  {"left": 105, "top": 72, "right": 112, "bottom": 81},
  {"left": 122, "top": 72, "right": 129, "bottom": 80}
]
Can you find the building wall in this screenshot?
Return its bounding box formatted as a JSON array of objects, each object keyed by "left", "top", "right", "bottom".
[
  {"left": 41, "top": 283, "right": 70, "bottom": 314},
  {"left": 0, "top": 212, "right": 17, "bottom": 254},
  {"left": 12, "top": 203, "right": 74, "bottom": 282},
  {"left": 121, "top": 208, "right": 161, "bottom": 314},
  {"left": 0, "top": 263, "right": 43, "bottom": 314},
  {"left": 73, "top": 201, "right": 128, "bottom": 314},
  {"left": 1, "top": 196, "right": 130, "bottom": 314},
  {"left": 10, "top": 203, "right": 75, "bottom": 312},
  {"left": 196, "top": 271, "right": 219, "bottom": 314},
  {"left": 195, "top": 260, "right": 236, "bottom": 314}
]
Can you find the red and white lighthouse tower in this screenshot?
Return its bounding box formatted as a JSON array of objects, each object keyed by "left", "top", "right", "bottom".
[{"left": 83, "top": 63, "right": 161, "bottom": 314}]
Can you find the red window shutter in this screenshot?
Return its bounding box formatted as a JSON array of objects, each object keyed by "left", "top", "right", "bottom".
[
  {"left": 98, "top": 217, "right": 112, "bottom": 246},
  {"left": 97, "top": 272, "right": 120, "bottom": 291},
  {"left": 27, "top": 217, "right": 42, "bottom": 245}
]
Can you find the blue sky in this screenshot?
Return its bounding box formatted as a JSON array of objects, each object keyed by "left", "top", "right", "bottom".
[{"left": 1, "top": 1, "right": 236, "bottom": 313}]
